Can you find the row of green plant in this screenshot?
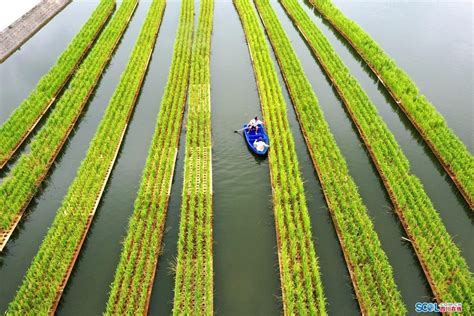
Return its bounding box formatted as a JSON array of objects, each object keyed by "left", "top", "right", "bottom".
[
  {"left": 0, "top": 0, "right": 137, "bottom": 247},
  {"left": 254, "top": 0, "right": 405, "bottom": 313},
  {"left": 173, "top": 0, "right": 214, "bottom": 314},
  {"left": 105, "top": 0, "right": 194, "bottom": 314},
  {"left": 234, "top": 0, "right": 326, "bottom": 314},
  {"left": 308, "top": 0, "right": 473, "bottom": 208},
  {"left": 279, "top": 0, "right": 473, "bottom": 311},
  {"left": 5, "top": 0, "right": 164, "bottom": 312},
  {"left": 0, "top": 0, "right": 115, "bottom": 168}
]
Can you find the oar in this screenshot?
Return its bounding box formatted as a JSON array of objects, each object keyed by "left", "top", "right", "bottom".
[{"left": 234, "top": 126, "right": 248, "bottom": 133}]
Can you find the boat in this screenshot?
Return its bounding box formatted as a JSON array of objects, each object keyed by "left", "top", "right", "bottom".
[{"left": 243, "top": 124, "right": 269, "bottom": 155}]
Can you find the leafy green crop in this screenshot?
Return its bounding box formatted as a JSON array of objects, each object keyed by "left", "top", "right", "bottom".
[
  {"left": 0, "top": 0, "right": 115, "bottom": 168},
  {"left": 5, "top": 0, "right": 167, "bottom": 312},
  {"left": 279, "top": 0, "right": 473, "bottom": 312},
  {"left": 172, "top": 0, "right": 214, "bottom": 314},
  {"left": 234, "top": 0, "right": 327, "bottom": 313},
  {"left": 0, "top": 0, "right": 136, "bottom": 251},
  {"left": 309, "top": 0, "right": 474, "bottom": 208},
  {"left": 254, "top": 0, "right": 405, "bottom": 313},
  {"left": 105, "top": 0, "right": 194, "bottom": 314}
]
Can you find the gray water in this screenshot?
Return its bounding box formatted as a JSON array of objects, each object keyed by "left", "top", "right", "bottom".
[{"left": 0, "top": 0, "right": 472, "bottom": 315}]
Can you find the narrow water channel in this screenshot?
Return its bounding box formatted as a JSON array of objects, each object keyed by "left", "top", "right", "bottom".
[
  {"left": 298, "top": 0, "right": 473, "bottom": 267},
  {"left": 270, "top": 0, "right": 433, "bottom": 309},
  {"left": 0, "top": 0, "right": 147, "bottom": 311},
  {"left": 211, "top": 1, "right": 281, "bottom": 314}
]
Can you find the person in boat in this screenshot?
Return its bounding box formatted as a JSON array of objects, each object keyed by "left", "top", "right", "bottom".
[
  {"left": 253, "top": 137, "right": 269, "bottom": 152},
  {"left": 247, "top": 116, "right": 264, "bottom": 134}
]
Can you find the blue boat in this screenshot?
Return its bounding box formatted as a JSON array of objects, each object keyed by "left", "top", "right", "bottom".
[{"left": 243, "top": 124, "right": 269, "bottom": 156}]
